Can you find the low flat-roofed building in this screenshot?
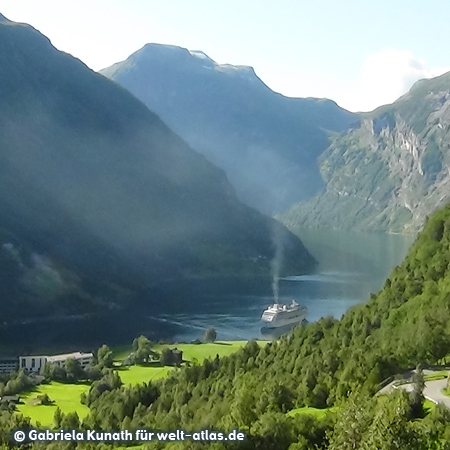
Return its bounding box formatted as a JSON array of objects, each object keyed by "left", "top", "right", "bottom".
[
  {"left": 0, "top": 358, "right": 18, "bottom": 374},
  {"left": 47, "top": 352, "right": 93, "bottom": 369},
  {"left": 0, "top": 395, "right": 20, "bottom": 404},
  {"left": 19, "top": 352, "right": 94, "bottom": 374},
  {"left": 19, "top": 355, "right": 47, "bottom": 374},
  {"left": 172, "top": 348, "right": 183, "bottom": 365}
]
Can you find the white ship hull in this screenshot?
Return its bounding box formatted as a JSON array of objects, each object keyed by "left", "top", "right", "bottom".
[
  {"left": 262, "top": 313, "right": 306, "bottom": 329},
  {"left": 261, "top": 300, "right": 307, "bottom": 329}
]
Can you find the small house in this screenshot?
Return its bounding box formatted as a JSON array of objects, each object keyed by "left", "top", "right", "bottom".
[{"left": 172, "top": 348, "right": 183, "bottom": 365}]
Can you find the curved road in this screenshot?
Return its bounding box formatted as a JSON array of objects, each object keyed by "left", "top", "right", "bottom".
[
  {"left": 379, "top": 371, "right": 450, "bottom": 409},
  {"left": 423, "top": 378, "right": 450, "bottom": 408}
]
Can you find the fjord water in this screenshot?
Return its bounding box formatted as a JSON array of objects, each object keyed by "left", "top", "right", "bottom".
[
  {"left": 155, "top": 228, "right": 414, "bottom": 342},
  {"left": 4, "top": 229, "right": 414, "bottom": 351}
]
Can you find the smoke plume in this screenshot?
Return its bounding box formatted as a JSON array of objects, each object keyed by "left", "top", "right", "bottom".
[{"left": 271, "top": 225, "right": 284, "bottom": 303}]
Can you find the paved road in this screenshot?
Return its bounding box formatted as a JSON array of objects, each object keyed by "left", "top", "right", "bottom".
[
  {"left": 378, "top": 370, "right": 450, "bottom": 408},
  {"left": 423, "top": 378, "right": 450, "bottom": 408}
]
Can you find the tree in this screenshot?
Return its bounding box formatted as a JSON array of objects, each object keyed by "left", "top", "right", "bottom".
[
  {"left": 97, "top": 344, "right": 113, "bottom": 368},
  {"left": 250, "top": 411, "right": 293, "bottom": 450},
  {"left": 362, "top": 390, "right": 423, "bottom": 450},
  {"left": 160, "top": 348, "right": 175, "bottom": 366},
  {"left": 327, "top": 392, "right": 372, "bottom": 450},
  {"left": 61, "top": 411, "right": 80, "bottom": 430},
  {"left": 64, "top": 358, "right": 85, "bottom": 382},
  {"left": 132, "top": 335, "right": 156, "bottom": 364},
  {"left": 84, "top": 364, "right": 102, "bottom": 382},
  {"left": 231, "top": 388, "right": 257, "bottom": 429},
  {"left": 409, "top": 365, "right": 425, "bottom": 419},
  {"left": 43, "top": 362, "right": 67, "bottom": 382},
  {"left": 54, "top": 407, "right": 64, "bottom": 428},
  {"left": 3, "top": 369, "right": 32, "bottom": 395},
  {"left": 203, "top": 328, "right": 217, "bottom": 343},
  {"left": 36, "top": 393, "right": 53, "bottom": 405}
]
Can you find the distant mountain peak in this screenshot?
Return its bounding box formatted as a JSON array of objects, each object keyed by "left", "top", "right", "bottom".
[
  {"left": 129, "top": 43, "right": 257, "bottom": 79},
  {"left": 189, "top": 50, "right": 210, "bottom": 60},
  {"left": 101, "top": 43, "right": 357, "bottom": 214},
  {"left": 0, "top": 13, "right": 10, "bottom": 22},
  {"left": 188, "top": 49, "right": 255, "bottom": 74}
]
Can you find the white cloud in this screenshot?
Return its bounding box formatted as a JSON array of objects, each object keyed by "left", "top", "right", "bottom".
[
  {"left": 342, "top": 49, "right": 450, "bottom": 112},
  {"left": 252, "top": 49, "right": 449, "bottom": 114}
]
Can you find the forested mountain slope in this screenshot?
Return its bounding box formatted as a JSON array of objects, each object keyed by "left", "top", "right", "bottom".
[
  {"left": 82, "top": 202, "right": 450, "bottom": 449},
  {"left": 281, "top": 71, "right": 450, "bottom": 233},
  {"left": 0, "top": 14, "right": 315, "bottom": 322},
  {"left": 101, "top": 44, "right": 357, "bottom": 214}
]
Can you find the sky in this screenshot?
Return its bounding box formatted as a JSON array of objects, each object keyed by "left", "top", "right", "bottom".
[{"left": 1, "top": 0, "right": 450, "bottom": 112}]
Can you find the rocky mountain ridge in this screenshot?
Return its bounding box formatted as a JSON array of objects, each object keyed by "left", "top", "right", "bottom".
[
  {"left": 101, "top": 43, "right": 357, "bottom": 214},
  {"left": 281, "top": 71, "right": 450, "bottom": 233}
]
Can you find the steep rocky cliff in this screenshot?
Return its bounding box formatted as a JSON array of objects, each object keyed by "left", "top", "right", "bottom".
[{"left": 281, "top": 71, "right": 450, "bottom": 233}]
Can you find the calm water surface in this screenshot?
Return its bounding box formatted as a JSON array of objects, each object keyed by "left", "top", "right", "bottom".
[
  {"left": 4, "top": 229, "right": 415, "bottom": 351},
  {"left": 155, "top": 228, "right": 415, "bottom": 342}
]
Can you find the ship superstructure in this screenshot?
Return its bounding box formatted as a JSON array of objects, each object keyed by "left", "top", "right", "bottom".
[{"left": 261, "top": 300, "right": 307, "bottom": 329}]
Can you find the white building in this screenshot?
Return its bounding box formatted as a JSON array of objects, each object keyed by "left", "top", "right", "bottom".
[
  {"left": 18, "top": 352, "right": 94, "bottom": 374},
  {"left": 0, "top": 358, "right": 18, "bottom": 374},
  {"left": 19, "top": 355, "right": 47, "bottom": 374},
  {"left": 47, "top": 352, "right": 93, "bottom": 369}
]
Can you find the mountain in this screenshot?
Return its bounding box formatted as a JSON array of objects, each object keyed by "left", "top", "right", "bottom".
[
  {"left": 85, "top": 200, "right": 450, "bottom": 449},
  {"left": 281, "top": 71, "right": 450, "bottom": 233},
  {"left": 0, "top": 15, "right": 316, "bottom": 324},
  {"left": 100, "top": 44, "right": 357, "bottom": 214}
]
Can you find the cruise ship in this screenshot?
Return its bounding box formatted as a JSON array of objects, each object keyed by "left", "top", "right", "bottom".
[{"left": 261, "top": 300, "right": 307, "bottom": 329}]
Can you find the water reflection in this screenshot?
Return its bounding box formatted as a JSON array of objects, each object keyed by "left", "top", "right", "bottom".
[
  {"left": 161, "top": 228, "right": 415, "bottom": 342},
  {"left": 5, "top": 229, "right": 415, "bottom": 350}
]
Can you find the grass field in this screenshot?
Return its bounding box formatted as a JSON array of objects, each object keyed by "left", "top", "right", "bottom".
[
  {"left": 16, "top": 382, "right": 90, "bottom": 427},
  {"left": 114, "top": 340, "right": 254, "bottom": 385},
  {"left": 17, "top": 340, "right": 253, "bottom": 424},
  {"left": 287, "top": 399, "right": 435, "bottom": 421},
  {"left": 116, "top": 365, "right": 173, "bottom": 385},
  {"left": 113, "top": 340, "right": 254, "bottom": 364},
  {"left": 424, "top": 399, "right": 436, "bottom": 413},
  {"left": 287, "top": 406, "right": 338, "bottom": 419},
  {"left": 424, "top": 371, "right": 448, "bottom": 382}
]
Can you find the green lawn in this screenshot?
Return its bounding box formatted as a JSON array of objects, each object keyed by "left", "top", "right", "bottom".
[
  {"left": 287, "top": 406, "right": 338, "bottom": 420},
  {"left": 154, "top": 341, "right": 252, "bottom": 363},
  {"left": 16, "top": 382, "right": 90, "bottom": 427},
  {"left": 113, "top": 340, "right": 257, "bottom": 364},
  {"left": 424, "top": 371, "right": 448, "bottom": 382},
  {"left": 112, "top": 344, "right": 133, "bottom": 361},
  {"left": 17, "top": 341, "right": 256, "bottom": 424},
  {"left": 117, "top": 447, "right": 144, "bottom": 450},
  {"left": 424, "top": 399, "right": 436, "bottom": 413},
  {"left": 114, "top": 341, "right": 254, "bottom": 385},
  {"left": 116, "top": 365, "right": 173, "bottom": 385},
  {"left": 287, "top": 399, "right": 435, "bottom": 421}
]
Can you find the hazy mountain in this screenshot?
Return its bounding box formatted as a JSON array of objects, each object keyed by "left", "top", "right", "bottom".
[
  {"left": 281, "top": 71, "right": 450, "bottom": 233},
  {"left": 100, "top": 44, "right": 357, "bottom": 214},
  {"left": 0, "top": 15, "right": 316, "bottom": 322}
]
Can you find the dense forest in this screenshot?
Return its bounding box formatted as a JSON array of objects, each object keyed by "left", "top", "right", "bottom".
[{"left": 2, "top": 203, "right": 450, "bottom": 448}]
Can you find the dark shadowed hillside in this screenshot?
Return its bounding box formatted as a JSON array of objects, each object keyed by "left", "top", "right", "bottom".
[
  {"left": 101, "top": 44, "right": 357, "bottom": 214},
  {"left": 0, "top": 14, "right": 316, "bottom": 325}
]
